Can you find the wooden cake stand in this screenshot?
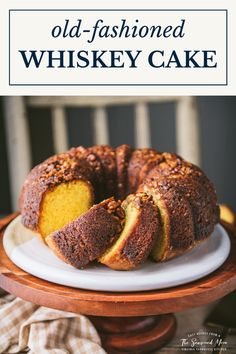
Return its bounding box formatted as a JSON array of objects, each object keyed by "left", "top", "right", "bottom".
[{"left": 0, "top": 213, "right": 236, "bottom": 354}]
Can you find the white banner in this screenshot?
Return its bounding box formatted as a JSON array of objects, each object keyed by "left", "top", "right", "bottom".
[{"left": 0, "top": 0, "right": 236, "bottom": 95}]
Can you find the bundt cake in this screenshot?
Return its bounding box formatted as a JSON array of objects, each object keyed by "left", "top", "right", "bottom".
[{"left": 20, "top": 144, "right": 220, "bottom": 270}]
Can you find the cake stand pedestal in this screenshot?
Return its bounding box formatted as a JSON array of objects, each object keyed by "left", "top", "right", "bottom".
[{"left": 0, "top": 214, "right": 236, "bottom": 354}]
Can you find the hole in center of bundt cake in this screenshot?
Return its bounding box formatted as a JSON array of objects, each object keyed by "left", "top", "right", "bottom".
[{"left": 39, "top": 180, "right": 93, "bottom": 238}]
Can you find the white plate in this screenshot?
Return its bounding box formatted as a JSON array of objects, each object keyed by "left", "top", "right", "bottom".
[{"left": 3, "top": 216, "right": 230, "bottom": 292}]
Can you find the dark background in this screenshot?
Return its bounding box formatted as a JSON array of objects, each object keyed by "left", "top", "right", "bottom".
[{"left": 0, "top": 96, "right": 235, "bottom": 214}]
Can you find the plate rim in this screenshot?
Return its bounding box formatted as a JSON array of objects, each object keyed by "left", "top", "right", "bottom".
[{"left": 3, "top": 215, "right": 231, "bottom": 292}]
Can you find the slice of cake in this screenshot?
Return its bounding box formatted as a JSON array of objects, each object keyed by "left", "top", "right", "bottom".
[
  {"left": 46, "top": 198, "right": 124, "bottom": 268},
  {"left": 99, "top": 193, "right": 160, "bottom": 270}
]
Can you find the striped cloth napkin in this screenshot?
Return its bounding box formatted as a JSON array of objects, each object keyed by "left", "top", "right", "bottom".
[{"left": 0, "top": 292, "right": 107, "bottom": 354}]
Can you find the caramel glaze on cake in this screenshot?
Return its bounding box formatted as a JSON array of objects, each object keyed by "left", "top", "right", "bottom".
[
  {"left": 20, "top": 144, "right": 220, "bottom": 270},
  {"left": 46, "top": 198, "right": 124, "bottom": 268}
]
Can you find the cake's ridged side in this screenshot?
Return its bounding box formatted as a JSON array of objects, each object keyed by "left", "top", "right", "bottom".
[
  {"left": 138, "top": 178, "right": 195, "bottom": 261},
  {"left": 162, "top": 176, "right": 219, "bottom": 241},
  {"left": 46, "top": 198, "right": 124, "bottom": 268},
  {"left": 146, "top": 159, "right": 220, "bottom": 241},
  {"left": 116, "top": 144, "right": 133, "bottom": 199}
]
